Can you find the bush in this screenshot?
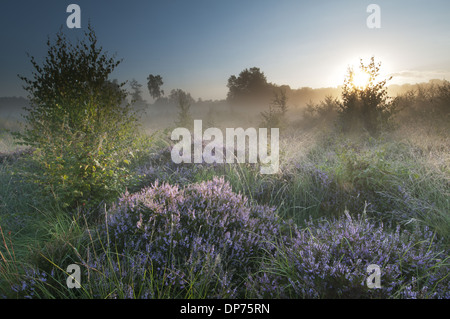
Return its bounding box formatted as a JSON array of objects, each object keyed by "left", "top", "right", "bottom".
[
  {"left": 15, "top": 25, "right": 141, "bottom": 209},
  {"left": 338, "top": 57, "right": 397, "bottom": 136},
  {"left": 260, "top": 88, "right": 289, "bottom": 130},
  {"left": 303, "top": 95, "right": 339, "bottom": 126},
  {"left": 394, "top": 80, "right": 450, "bottom": 124},
  {"left": 247, "top": 212, "right": 449, "bottom": 299},
  {"left": 5, "top": 181, "right": 448, "bottom": 299},
  {"left": 90, "top": 177, "right": 282, "bottom": 298}
]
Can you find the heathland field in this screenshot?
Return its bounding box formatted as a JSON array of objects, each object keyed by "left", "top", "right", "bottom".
[
  {"left": 0, "top": 28, "right": 449, "bottom": 299},
  {"left": 1, "top": 89, "right": 448, "bottom": 299}
]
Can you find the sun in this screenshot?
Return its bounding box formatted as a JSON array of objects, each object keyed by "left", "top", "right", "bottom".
[
  {"left": 351, "top": 68, "right": 371, "bottom": 89},
  {"left": 330, "top": 55, "right": 394, "bottom": 89}
]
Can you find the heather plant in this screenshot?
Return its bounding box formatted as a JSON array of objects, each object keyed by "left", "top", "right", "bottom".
[
  {"left": 331, "top": 141, "right": 449, "bottom": 237},
  {"left": 132, "top": 137, "right": 267, "bottom": 193},
  {"left": 134, "top": 127, "right": 449, "bottom": 240},
  {"left": 88, "top": 177, "right": 283, "bottom": 298},
  {"left": 246, "top": 211, "right": 449, "bottom": 299},
  {"left": 280, "top": 133, "right": 448, "bottom": 236},
  {"left": 132, "top": 143, "right": 223, "bottom": 192},
  {"left": 2, "top": 96, "right": 448, "bottom": 299},
  {"left": 3, "top": 176, "right": 448, "bottom": 299}
]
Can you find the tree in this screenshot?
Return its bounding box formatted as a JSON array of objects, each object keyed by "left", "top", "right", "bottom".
[
  {"left": 170, "top": 89, "right": 194, "bottom": 128},
  {"left": 260, "top": 87, "right": 289, "bottom": 129},
  {"left": 147, "top": 74, "right": 164, "bottom": 100},
  {"left": 436, "top": 80, "right": 450, "bottom": 118},
  {"left": 227, "top": 67, "right": 273, "bottom": 108},
  {"left": 338, "top": 57, "right": 395, "bottom": 135},
  {"left": 130, "top": 79, "right": 144, "bottom": 103},
  {"left": 129, "top": 78, "right": 148, "bottom": 110},
  {"left": 272, "top": 87, "right": 288, "bottom": 117},
  {"left": 16, "top": 24, "right": 140, "bottom": 209},
  {"left": 303, "top": 95, "right": 339, "bottom": 124}
]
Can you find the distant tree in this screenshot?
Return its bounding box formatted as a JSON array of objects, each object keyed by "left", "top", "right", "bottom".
[
  {"left": 338, "top": 57, "right": 396, "bottom": 135},
  {"left": 393, "top": 80, "right": 450, "bottom": 122},
  {"left": 129, "top": 79, "right": 144, "bottom": 104},
  {"left": 260, "top": 88, "right": 289, "bottom": 129},
  {"left": 147, "top": 74, "right": 164, "bottom": 100},
  {"left": 227, "top": 67, "right": 273, "bottom": 107},
  {"left": 272, "top": 87, "right": 288, "bottom": 117},
  {"left": 304, "top": 95, "right": 339, "bottom": 124},
  {"left": 205, "top": 106, "right": 217, "bottom": 128},
  {"left": 436, "top": 80, "right": 450, "bottom": 118},
  {"left": 170, "top": 89, "right": 194, "bottom": 128}
]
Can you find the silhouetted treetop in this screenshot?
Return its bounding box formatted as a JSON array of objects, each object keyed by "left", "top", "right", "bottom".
[
  {"left": 226, "top": 67, "right": 274, "bottom": 107},
  {"left": 147, "top": 74, "right": 164, "bottom": 100}
]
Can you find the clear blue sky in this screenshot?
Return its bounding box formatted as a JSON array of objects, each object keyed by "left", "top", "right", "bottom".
[{"left": 1, "top": 0, "right": 449, "bottom": 101}]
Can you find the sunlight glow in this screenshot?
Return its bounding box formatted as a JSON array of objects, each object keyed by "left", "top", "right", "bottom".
[
  {"left": 351, "top": 69, "right": 371, "bottom": 89},
  {"left": 330, "top": 53, "right": 395, "bottom": 89}
]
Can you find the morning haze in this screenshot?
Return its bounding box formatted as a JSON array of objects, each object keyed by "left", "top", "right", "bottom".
[{"left": 0, "top": 1, "right": 449, "bottom": 302}]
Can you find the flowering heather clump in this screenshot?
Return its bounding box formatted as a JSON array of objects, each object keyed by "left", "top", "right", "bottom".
[
  {"left": 133, "top": 144, "right": 224, "bottom": 189},
  {"left": 7, "top": 267, "right": 53, "bottom": 299},
  {"left": 94, "top": 176, "right": 282, "bottom": 298},
  {"left": 247, "top": 212, "right": 449, "bottom": 299},
  {"left": 5, "top": 176, "right": 447, "bottom": 299}
]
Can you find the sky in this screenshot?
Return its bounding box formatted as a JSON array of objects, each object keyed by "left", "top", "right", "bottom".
[{"left": 1, "top": 0, "right": 449, "bottom": 101}]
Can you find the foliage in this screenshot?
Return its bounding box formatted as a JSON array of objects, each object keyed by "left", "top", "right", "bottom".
[
  {"left": 227, "top": 67, "right": 274, "bottom": 107},
  {"left": 5, "top": 181, "right": 448, "bottom": 299},
  {"left": 247, "top": 212, "right": 449, "bottom": 299},
  {"left": 170, "top": 89, "right": 194, "bottom": 129},
  {"left": 147, "top": 74, "right": 164, "bottom": 100},
  {"left": 394, "top": 80, "right": 450, "bottom": 125},
  {"left": 303, "top": 95, "right": 339, "bottom": 126},
  {"left": 87, "top": 177, "right": 282, "bottom": 298},
  {"left": 2, "top": 48, "right": 449, "bottom": 300},
  {"left": 260, "top": 88, "right": 289, "bottom": 130},
  {"left": 338, "top": 57, "right": 397, "bottom": 136},
  {"left": 14, "top": 25, "right": 141, "bottom": 209},
  {"left": 129, "top": 79, "right": 146, "bottom": 106},
  {"left": 436, "top": 80, "right": 450, "bottom": 117}
]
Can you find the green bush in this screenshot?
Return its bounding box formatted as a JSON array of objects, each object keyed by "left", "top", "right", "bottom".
[
  {"left": 338, "top": 57, "right": 397, "bottom": 136},
  {"left": 15, "top": 25, "right": 142, "bottom": 209}
]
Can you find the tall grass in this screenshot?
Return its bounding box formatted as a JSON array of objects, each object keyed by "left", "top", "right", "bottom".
[{"left": 0, "top": 105, "right": 449, "bottom": 299}]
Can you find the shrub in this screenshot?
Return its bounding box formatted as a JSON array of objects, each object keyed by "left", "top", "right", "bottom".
[
  {"left": 5, "top": 187, "right": 448, "bottom": 299},
  {"left": 394, "top": 80, "right": 450, "bottom": 125},
  {"left": 260, "top": 88, "right": 289, "bottom": 130},
  {"left": 338, "top": 57, "right": 397, "bottom": 136},
  {"left": 247, "top": 212, "right": 449, "bottom": 299},
  {"left": 90, "top": 177, "right": 282, "bottom": 298},
  {"left": 15, "top": 25, "right": 141, "bottom": 209},
  {"left": 303, "top": 95, "right": 339, "bottom": 126}
]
